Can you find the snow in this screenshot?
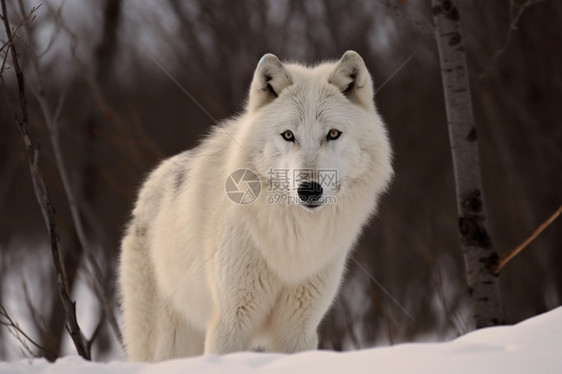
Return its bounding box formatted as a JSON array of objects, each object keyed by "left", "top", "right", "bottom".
[{"left": 2, "top": 307, "right": 561, "bottom": 374}]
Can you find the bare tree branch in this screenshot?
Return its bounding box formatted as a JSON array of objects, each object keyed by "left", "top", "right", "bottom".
[
  {"left": 432, "top": 264, "right": 468, "bottom": 335},
  {"left": 86, "top": 314, "right": 104, "bottom": 354},
  {"left": 493, "top": 204, "right": 562, "bottom": 275},
  {"left": 0, "top": 0, "right": 91, "bottom": 360},
  {"left": 0, "top": 304, "right": 56, "bottom": 361},
  {"left": 378, "top": 0, "right": 435, "bottom": 36},
  {"left": 0, "top": 3, "right": 40, "bottom": 56},
  {"left": 478, "top": 0, "right": 547, "bottom": 80},
  {"left": 13, "top": 0, "right": 123, "bottom": 347},
  {"left": 337, "top": 298, "right": 360, "bottom": 349},
  {"left": 22, "top": 281, "right": 59, "bottom": 359},
  {"left": 35, "top": 0, "right": 65, "bottom": 58},
  {"left": 41, "top": 1, "right": 83, "bottom": 70}
]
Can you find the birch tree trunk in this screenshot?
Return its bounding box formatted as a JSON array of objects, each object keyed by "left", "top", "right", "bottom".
[{"left": 432, "top": 0, "right": 504, "bottom": 328}]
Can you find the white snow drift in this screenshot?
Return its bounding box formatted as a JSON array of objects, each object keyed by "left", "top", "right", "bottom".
[{"left": 1, "top": 307, "right": 561, "bottom": 374}]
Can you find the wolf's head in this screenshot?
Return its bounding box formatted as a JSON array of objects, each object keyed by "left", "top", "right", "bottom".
[{"left": 241, "top": 51, "right": 392, "bottom": 211}]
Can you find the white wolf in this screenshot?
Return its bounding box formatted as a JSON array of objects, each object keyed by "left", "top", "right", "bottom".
[{"left": 119, "top": 51, "right": 393, "bottom": 361}]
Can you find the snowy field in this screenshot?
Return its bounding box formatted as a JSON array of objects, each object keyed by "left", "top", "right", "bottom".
[{"left": 1, "top": 307, "right": 561, "bottom": 374}]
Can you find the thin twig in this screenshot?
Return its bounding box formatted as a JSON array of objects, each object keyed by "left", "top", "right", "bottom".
[
  {"left": 86, "top": 313, "right": 104, "bottom": 354},
  {"left": 0, "top": 0, "right": 91, "bottom": 360},
  {"left": 0, "top": 3, "right": 41, "bottom": 56},
  {"left": 378, "top": 0, "right": 434, "bottom": 36},
  {"left": 478, "top": 0, "right": 547, "bottom": 80},
  {"left": 23, "top": 281, "right": 59, "bottom": 360},
  {"left": 337, "top": 298, "right": 360, "bottom": 349},
  {"left": 374, "top": 51, "right": 417, "bottom": 95},
  {"left": 42, "top": 0, "right": 83, "bottom": 70},
  {"left": 493, "top": 204, "right": 562, "bottom": 275},
  {"left": 432, "top": 264, "right": 467, "bottom": 336},
  {"left": 0, "top": 304, "right": 49, "bottom": 359},
  {"left": 35, "top": 0, "right": 66, "bottom": 58}
]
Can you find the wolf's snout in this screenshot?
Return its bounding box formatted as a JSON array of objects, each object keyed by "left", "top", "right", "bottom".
[{"left": 297, "top": 181, "right": 323, "bottom": 207}]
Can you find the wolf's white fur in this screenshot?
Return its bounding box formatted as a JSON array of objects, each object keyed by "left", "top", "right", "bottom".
[{"left": 119, "top": 51, "right": 393, "bottom": 361}]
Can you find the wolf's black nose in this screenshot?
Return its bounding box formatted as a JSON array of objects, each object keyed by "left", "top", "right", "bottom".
[{"left": 297, "top": 181, "right": 323, "bottom": 205}]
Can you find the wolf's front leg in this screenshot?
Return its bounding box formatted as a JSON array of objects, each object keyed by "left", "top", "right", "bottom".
[
  {"left": 269, "top": 258, "right": 345, "bottom": 353},
  {"left": 204, "top": 247, "right": 278, "bottom": 354},
  {"left": 268, "top": 283, "right": 322, "bottom": 352}
]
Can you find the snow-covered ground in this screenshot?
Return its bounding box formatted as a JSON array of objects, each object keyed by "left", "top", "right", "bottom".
[{"left": 2, "top": 307, "right": 561, "bottom": 374}]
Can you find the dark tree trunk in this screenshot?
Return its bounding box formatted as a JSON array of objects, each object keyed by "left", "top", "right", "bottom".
[
  {"left": 431, "top": 0, "right": 504, "bottom": 328},
  {"left": 84, "top": 0, "right": 124, "bottom": 355},
  {"left": 96, "top": 0, "right": 122, "bottom": 84}
]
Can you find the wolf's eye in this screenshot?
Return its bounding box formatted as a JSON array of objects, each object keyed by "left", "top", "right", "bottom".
[
  {"left": 327, "top": 129, "right": 342, "bottom": 141},
  {"left": 281, "top": 130, "right": 295, "bottom": 142}
]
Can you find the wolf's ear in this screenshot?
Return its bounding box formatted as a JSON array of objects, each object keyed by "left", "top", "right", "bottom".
[
  {"left": 248, "top": 53, "right": 293, "bottom": 112},
  {"left": 329, "top": 51, "right": 374, "bottom": 110}
]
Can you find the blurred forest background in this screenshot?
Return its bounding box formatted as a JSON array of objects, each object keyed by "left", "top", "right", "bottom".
[{"left": 0, "top": 0, "right": 561, "bottom": 361}]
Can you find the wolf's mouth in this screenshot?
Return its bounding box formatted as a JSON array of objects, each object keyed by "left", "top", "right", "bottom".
[{"left": 301, "top": 202, "right": 322, "bottom": 210}]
